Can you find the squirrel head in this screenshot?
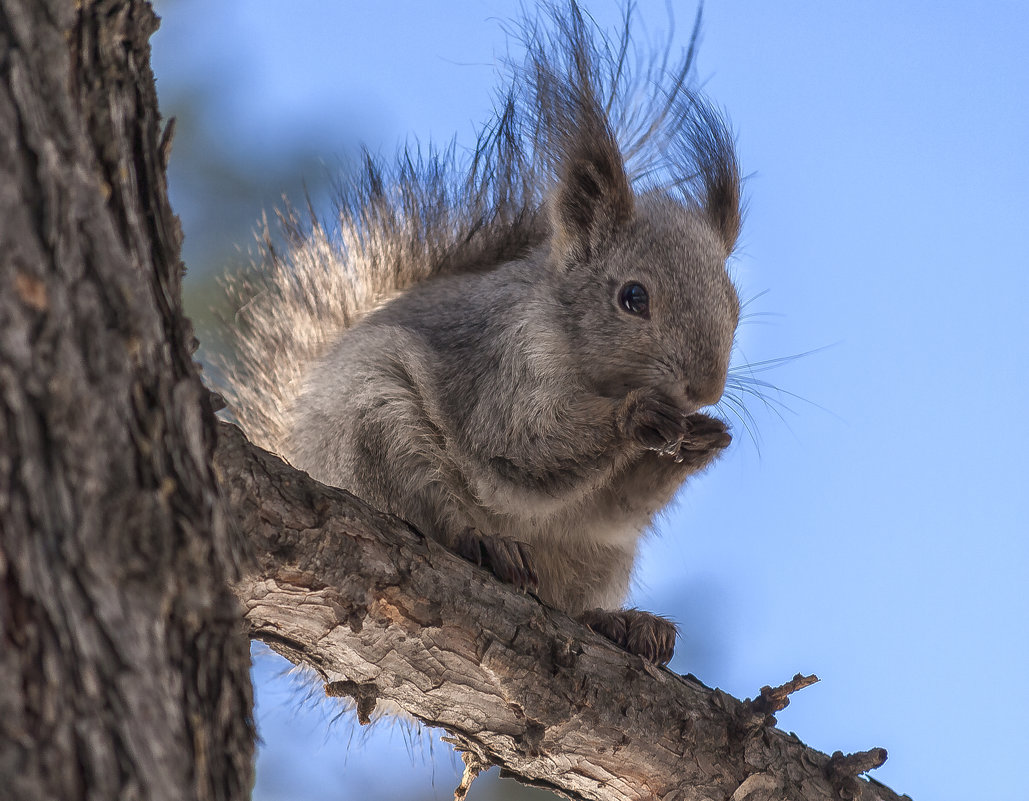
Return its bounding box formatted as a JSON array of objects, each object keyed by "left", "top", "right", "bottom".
[{"left": 543, "top": 78, "right": 742, "bottom": 413}]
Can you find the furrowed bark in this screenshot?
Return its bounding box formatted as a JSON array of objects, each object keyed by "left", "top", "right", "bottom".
[
  {"left": 0, "top": 1, "right": 252, "bottom": 799},
  {"left": 218, "top": 422, "right": 910, "bottom": 801}
]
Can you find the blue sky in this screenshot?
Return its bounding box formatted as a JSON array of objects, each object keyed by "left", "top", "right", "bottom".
[{"left": 152, "top": 2, "right": 1029, "bottom": 799}]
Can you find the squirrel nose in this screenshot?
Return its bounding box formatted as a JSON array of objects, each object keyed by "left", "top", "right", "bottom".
[{"left": 684, "top": 369, "right": 727, "bottom": 408}]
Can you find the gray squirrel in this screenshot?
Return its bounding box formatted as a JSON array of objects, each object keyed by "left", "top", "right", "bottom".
[{"left": 223, "top": 4, "right": 742, "bottom": 666}]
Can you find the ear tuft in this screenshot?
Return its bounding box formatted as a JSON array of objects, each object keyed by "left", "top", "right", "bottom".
[
  {"left": 533, "top": 3, "right": 634, "bottom": 263},
  {"left": 673, "top": 96, "right": 742, "bottom": 255},
  {"left": 551, "top": 134, "right": 634, "bottom": 261}
]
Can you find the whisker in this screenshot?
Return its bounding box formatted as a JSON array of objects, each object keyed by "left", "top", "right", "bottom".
[
  {"left": 726, "top": 379, "right": 793, "bottom": 428},
  {"left": 729, "top": 343, "right": 837, "bottom": 375},
  {"left": 716, "top": 393, "right": 761, "bottom": 454},
  {"left": 739, "top": 287, "right": 771, "bottom": 311},
  {"left": 730, "top": 375, "right": 842, "bottom": 420},
  {"left": 736, "top": 310, "right": 782, "bottom": 325}
]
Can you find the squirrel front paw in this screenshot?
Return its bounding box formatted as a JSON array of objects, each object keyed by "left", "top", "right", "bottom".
[
  {"left": 619, "top": 393, "right": 732, "bottom": 462},
  {"left": 618, "top": 389, "right": 688, "bottom": 455},
  {"left": 674, "top": 412, "right": 732, "bottom": 464},
  {"left": 579, "top": 608, "right": 677, "bottom": 666},
  {"left": 454, "top": 528, "right": 539, "bottom": 593}
]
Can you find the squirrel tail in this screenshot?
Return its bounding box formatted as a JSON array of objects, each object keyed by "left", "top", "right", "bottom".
[
  {"left": 218, "top": 2, "right": 738, "bottom": 455},
  {"left": 218, "top": 116, "right": 543, "bottom": 453}
]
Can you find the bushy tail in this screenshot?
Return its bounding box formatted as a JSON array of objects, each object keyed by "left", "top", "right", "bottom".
[
  {"left": 218, "top": 120, "right": 544, "bottom": 453},
  {"left": 218, "top": 2, "right": 738, "bottom": 455}
]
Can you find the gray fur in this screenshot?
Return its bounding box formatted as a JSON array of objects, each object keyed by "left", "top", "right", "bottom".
[{"left": 223, "top": 4, "right": 743, "bottom": 626}]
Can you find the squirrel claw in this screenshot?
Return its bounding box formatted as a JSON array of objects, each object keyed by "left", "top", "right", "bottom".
[
  {"left": 579, "top": 608, "right": 677, "bottom": 666},
  {"left": 455, "top": 528, "right": 539, "bottom": 594},
  {"left": 657, "top": 438, "right": 684, "bottom": 458}
]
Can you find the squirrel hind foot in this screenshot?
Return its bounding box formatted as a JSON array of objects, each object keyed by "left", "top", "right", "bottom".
[
  {"left": 580, "top": 608, "right": 678, "bottom": 666},
  {"left": 454, "top": 528, "right": 539, "bottom": 594}
]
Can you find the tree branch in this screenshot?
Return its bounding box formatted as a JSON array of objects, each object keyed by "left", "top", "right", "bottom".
[{"left": 217, "top": 421, "right": 910, "bottom": 801}]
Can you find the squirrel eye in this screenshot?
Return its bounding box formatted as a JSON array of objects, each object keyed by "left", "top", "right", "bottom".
[{"left": 618, "top": 282, "right": 650, "bottom": 317}]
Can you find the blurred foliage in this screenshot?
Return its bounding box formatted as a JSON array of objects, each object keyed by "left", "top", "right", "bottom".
[{"left": 162, "top": 91, "right": 347, "bottom": 368}]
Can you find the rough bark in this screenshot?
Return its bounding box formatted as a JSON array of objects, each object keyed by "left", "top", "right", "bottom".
[
  {"left": 0, "top": 2, "right": 252, "bottom": 800},
  {"left": 218, "top": 422, "right": 909, "bottom": 801}
]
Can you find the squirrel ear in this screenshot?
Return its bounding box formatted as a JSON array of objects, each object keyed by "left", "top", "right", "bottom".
[
  {"left": 549, "top": 132, "right": 634, "bottom": 263},
  {"left": 682, "top": 98, "right": 742, "bottom": 256},
  {"left": 701, "top": 155, "right": 741, "bottom": 256}
]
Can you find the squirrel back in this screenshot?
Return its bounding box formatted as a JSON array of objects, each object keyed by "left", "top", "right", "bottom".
[{"left": 222, "top": 4, "right": 743, "bottom": 665}]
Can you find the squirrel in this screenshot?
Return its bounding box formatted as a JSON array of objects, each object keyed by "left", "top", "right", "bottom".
[{"left": 223, "top": 4, "right": 742, "bottom": 667}]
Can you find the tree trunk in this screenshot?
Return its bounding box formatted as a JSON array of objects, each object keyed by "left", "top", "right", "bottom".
[{"left": 0, "top": 2, "right": 253, "bottom": 800}]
